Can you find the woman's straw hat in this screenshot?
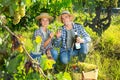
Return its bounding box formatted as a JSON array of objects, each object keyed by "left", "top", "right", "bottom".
[
  {"left": 36, "top": 13, "right": 53, "bottom": 22},
  {"left": 58, "top": 11, "right": 75, "bottom": 23}
]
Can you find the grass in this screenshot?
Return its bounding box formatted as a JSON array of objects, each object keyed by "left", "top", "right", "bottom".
[{"left": 85, "top": 50, "right": 120, "bottom": 80}]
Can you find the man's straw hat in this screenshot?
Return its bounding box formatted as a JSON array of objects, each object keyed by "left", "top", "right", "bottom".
[
  {"left": 36, "top": 13, "right": 53, "bottom": 22},
  {"left": 58, "top": 11, "right": 75, "bottom": 23}
]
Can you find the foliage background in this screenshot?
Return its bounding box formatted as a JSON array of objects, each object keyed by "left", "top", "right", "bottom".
[{"left": 0, "top": 0, "right": 120, "bottom": 80}]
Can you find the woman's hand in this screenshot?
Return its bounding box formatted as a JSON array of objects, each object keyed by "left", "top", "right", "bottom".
[
  {"left": 49, "top": 32, "right": 54, "bottom": 39},
  {"left": 44, "top": 32, "right": 54, "bottom": 48}
]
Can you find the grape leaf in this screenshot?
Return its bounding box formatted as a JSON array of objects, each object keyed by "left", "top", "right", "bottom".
[{"left": 7, "top": 54, "right": 23, "bottom": 73}]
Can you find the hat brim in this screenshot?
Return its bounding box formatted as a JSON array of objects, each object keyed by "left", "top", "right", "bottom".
[
  {"left": 58, "top": 14, "right": 75, "bottom": 23},
  {"left": 36, "top": 15, "right": 53, "bottom": 22}
]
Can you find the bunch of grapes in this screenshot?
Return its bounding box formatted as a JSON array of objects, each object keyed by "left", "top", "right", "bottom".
[
  {"left": 11, "top": 35, "right": 21, "bottom": 51},
  {"left": 11, "top": 35, "right": 25, "bottom": 53},
  {"left": 19, "top": 5, "right": 25, "bottom": 17},
  {"left": 13, "top": 5, "right": 25, "bottom": 25},
  {"left": 13, "top": 11, "right": 21, "bottom": 25}
]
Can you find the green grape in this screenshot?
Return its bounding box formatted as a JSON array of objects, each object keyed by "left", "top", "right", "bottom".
[
  {"left": 13, "top": 11, "right": 21, "bottom": 25},
  {"left": 19, "top": 5, "right": 25, "bottom": 17}
]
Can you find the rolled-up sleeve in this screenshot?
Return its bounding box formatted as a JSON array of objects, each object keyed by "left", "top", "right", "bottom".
[
  {"left": 33, "top": 30, "right": 41, "bottom": 40},
  {"left": 78, "top": 25, "right": 91, "bottom": 43}
]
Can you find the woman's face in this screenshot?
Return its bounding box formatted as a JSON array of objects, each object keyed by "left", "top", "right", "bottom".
[{"left": 40, "top": 18, "right": 50, "bottom": 27}]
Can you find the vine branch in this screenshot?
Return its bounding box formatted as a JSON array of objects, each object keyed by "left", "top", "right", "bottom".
[{"left": 0, "top": 24, "right": 47, "bottom": 78}]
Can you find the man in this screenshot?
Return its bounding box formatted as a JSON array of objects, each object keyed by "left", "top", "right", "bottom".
[{"left": 55, "top": 11, "right": 91, "bottom": 64}]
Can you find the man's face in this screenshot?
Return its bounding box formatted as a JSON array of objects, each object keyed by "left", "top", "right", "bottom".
[
  {"left": 40, "top": 18, "right": 49, "bottom": 27},
  {"left": 61, "top": 14, "right": 72, "bottom": 25}
]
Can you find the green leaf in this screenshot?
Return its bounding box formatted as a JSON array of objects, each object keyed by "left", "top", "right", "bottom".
[
  {"left": 26, "top": 72, "right": 41, "bottom": 80},
  {"left": 63, "top": 72, "right": 72, "bottom": 80},
  {"left": 25, "top": 0, "right": 32, "bottom": 7},
  {"left": 40, "top": 54, "right": 48, "bottom": 70},
  {"left": 7, "top": 54, "right": 23, "bottom": 73},
  {"left": 9, "top": 6, "right": 14, "bottom": 16},
  {"left": 1, "top": 0, "right": 11, "bottom": 7},
  {"left": 55, "top": 72, "right": 64, "bottom": 80}
]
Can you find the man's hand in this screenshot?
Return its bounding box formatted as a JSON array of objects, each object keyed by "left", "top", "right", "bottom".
[
  {"left": 76, "top": 37, "right": 84, "bottom": 43},
  {"left": 56, "top": 29, "right": 61, "bottom": 38}
]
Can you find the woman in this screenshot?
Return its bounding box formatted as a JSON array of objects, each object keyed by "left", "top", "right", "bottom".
[{"left": 32, "top": 13, "right": 58, "bottom": 61}]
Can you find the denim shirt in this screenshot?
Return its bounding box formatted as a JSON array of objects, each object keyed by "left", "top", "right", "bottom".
[
  {"left": 33, "top": 27, "right": 53, "bottom": 54},
  {"left": 54, "top": 23, "right": 91, "bottom": 52}
]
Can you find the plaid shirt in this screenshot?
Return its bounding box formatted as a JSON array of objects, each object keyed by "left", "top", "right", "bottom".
[
  {"left": 33, "top": 27, "right": 53, "bottom": 54},
  {"left": 54, "top": 23, "right": 91, "bottom": 50}
]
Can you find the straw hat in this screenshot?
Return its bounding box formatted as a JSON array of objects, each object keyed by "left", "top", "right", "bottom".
[
  {"left": 58, "top": 11, "right": 75, "bottom": 23},
  {"left": 36, "top": 13, "right": 53, "bottom": 22}
]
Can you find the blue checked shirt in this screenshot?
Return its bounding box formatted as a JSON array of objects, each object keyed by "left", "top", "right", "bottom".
[
  {"left": 33, "top": 27, "right": 53, "bottom": 54},
  {"left": 54, "top": 23, "right": 91, "bottom": 51}
]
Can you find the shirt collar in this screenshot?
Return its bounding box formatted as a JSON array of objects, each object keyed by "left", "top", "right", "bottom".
[
  {"left": 39, "top": 27, "right": 50, "bottom": 33},
  {"left": 62, "top": 22, "right": 75, "bottom": 30}
]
